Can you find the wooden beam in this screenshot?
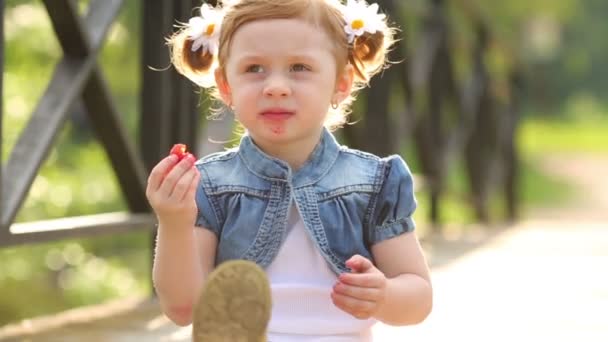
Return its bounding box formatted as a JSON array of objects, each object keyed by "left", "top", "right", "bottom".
[
  {"left": 0, "top": 0, "right": 5, "bottom": 239},
  {"left": 84, "top": 0, "right": 125, "bottom": 49},
  {"left": 1, "top": 58, "right": 95, "bottom": 229},
  {"left": 43, "top": 0, "right": 123, "bottom": 55},
  {"left": 171, "top": 0, "right": 202, "bottom": 155},
  {"left": 140, "top": 0, "right": 175, "bottom": 172},
  {"left": 49, "top": 0, "right": 149, "bottom": 212},
  {"left": 82, "top": 69, "right": 150, "bottom": 212},
  {"left": 43, "top": 0, "right": 89, "bottom": 57},
  {"left": 1, "top": 213, "right": 155, "bottom": 247},
  {"left": 1, "top": 0, "right": 127, "bottom": 228}
]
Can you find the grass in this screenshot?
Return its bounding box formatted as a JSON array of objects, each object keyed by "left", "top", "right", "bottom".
[{"left": 518, "top": 116, "right": 608, "bottom": 155}]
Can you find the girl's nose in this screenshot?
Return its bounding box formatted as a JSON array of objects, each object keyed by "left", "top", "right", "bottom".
[{"left": 263, "top": 74, "right": 291, "bottom": 98}]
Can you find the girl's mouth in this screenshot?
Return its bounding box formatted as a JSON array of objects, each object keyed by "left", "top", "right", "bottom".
[{"left": 260, "top": 109, "right": 295, "bottom": 120}]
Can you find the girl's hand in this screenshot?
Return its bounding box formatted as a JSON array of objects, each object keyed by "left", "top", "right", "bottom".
[
  {"left": 146, "top": 153, "right": 200, "bottom": 229},
  {"left": 331, "top": 255, "right": 387, "bottom": 320}
]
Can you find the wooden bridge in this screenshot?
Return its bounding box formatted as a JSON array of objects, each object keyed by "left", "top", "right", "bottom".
[{"left": 1, "top": 0, "right": 205, "bottom": 247}]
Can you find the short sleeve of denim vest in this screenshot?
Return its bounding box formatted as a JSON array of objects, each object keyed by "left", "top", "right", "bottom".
[
  {"left": 369, "top": 155, "right": 417, "bottom": 244},
  {"left": 194, "top": 167, "right": 221, "bottom": 235}
]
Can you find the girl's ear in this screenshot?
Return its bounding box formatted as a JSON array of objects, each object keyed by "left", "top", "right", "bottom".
[
  {"left": 334, "top": 64, "right": 355, "bottom": 103},
  {"left": 214, "top": 68, "right": 232, "bottom": 105}
]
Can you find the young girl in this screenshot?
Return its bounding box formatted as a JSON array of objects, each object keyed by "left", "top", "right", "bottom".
[{"left": 146, "top": 0, "right": 432, "bottom": 341}]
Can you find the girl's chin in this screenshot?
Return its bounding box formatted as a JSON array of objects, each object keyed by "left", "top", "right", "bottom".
[
  {"left": 267, "top": 126, "right": 288, "bottom": 135},
  {"left": 253, "top": 122, "right": 290, "bottom": 136}
]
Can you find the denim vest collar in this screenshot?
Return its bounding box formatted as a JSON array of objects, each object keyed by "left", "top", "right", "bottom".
[{"left": 238, "top": 128, "right": 340, "bottom": 187}]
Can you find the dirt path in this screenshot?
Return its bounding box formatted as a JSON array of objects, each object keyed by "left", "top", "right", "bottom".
[
  {"left": 531, "top": 153, "right": 608, "bottom": 221},
  {"left": 373, "top": 219, "right": 608, "bottom": 341}
]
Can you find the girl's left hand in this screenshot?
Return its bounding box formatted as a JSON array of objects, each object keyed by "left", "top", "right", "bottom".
[{"left": 331, "top": 254, "right": 387, "bottom": 320}]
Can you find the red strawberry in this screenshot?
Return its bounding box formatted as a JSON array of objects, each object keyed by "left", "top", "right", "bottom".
[
  {"left": 164, "top": 144, "right": 196, "bottom": 178},
  {"left": 170, "top": 143, "right": 188, "bottom": 161}
]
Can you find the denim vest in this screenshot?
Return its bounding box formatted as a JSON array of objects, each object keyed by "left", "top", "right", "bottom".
[{"left": 194, "top": 128, "right": 417, "bottom": 275}]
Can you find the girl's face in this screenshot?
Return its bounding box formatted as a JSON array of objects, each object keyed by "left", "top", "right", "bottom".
[{"left": 216, "top": 18, "right": 353, "bottom": 155}]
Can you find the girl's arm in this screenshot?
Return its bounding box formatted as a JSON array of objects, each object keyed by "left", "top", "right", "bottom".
[
  {"left": 332, "top": 156, "right": 430, "bottom": 324},
  {"left": 153, "top": 226, "right": 217, "bottom": 326},
  {"left": 146, "top": 153, "right": 218, "bottom": 326},
  {"left": 371, "top": 232, "right": 432, "bottom": 325}
]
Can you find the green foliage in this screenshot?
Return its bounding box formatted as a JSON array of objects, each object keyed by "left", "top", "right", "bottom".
[
  {"left": 519, "top": 101, "right": 608, "bottom": 155},
  {"left": 0, "top": 233, "right": 151, "bottom": 325},
  {"left": 1, "top": 1, "right": 149, "bottom": 326}
]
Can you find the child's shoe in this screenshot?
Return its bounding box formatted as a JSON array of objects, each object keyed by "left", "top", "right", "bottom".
[{"left": 192, "top": 260, "right": 271, "bottom": 342}]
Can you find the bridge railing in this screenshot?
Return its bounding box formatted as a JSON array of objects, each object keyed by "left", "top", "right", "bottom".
[{"left": 0, "top": 0, "right": 202, "bottom": 248}]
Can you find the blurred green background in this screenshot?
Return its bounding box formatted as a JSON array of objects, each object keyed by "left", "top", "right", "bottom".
[{"left": 1, "top": 0, "right": 607, "bottom": 326}]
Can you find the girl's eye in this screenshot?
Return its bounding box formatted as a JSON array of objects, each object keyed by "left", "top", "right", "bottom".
[
  {"left": 291, "top": 64, "right": 310, "bottom": 72},
  {"left": 245, "top": 65, "right": 264, "bottom": 73}
]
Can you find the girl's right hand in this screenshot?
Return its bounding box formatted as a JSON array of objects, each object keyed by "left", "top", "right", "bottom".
[{"left": 146, "top": 153, "right": 201, "bottom": 229}]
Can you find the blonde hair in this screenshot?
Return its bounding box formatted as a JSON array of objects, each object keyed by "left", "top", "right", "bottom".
[{"left": 168, "top": 0, "right": 397, "bottom": 129}]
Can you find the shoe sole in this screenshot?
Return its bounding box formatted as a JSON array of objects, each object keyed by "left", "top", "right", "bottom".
[{"left": 192, "top": 260, "right": 271, "bottom": 342}]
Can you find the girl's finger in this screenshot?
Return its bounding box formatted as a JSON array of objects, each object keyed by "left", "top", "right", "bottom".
[
  {"left": 333, "top": 282, "right": 382, "bottom": 302},
  {"left": 169, "top": 166, "right": 198, "bottom": 201},
  {"left": 147, "top": 155, "right": 179, "bottom": 192},
  {"left": 338, "top": 273, "right": 384, "bottom": 288},
  {"left": 345, "top": 255, "right": 374, "bottom": 273},
  {"left": 159, "top": 155, "right": 196, "bottom": 197},
  {"left": 330, "top": 292, "right": 375, "bottom": 318},
  {"left": 182, "top": 169, "right": 201, "bottom": 202}
]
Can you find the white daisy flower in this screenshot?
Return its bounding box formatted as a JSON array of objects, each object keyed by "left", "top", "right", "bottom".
[
  {"left": 187, "top": 4, "right": 224, "bottom": 54},
  {"left": 341, "top": 0, "right": 386, "bottom": 43}
]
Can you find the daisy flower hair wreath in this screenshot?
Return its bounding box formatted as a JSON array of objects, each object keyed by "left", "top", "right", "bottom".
[
  {"left": 187, "top": 3, "right": 224, "bottom": 55},
  {"left": 341, "top": 0, "right": 387, "bottom": 44},
  {"left": 185, "top": 0, "right": 387, "bottom": 55}
]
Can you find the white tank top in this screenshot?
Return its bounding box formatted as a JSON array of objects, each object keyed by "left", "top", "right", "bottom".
[{"left": 266, "top": 204, "right": 376, "bottom": 341}]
